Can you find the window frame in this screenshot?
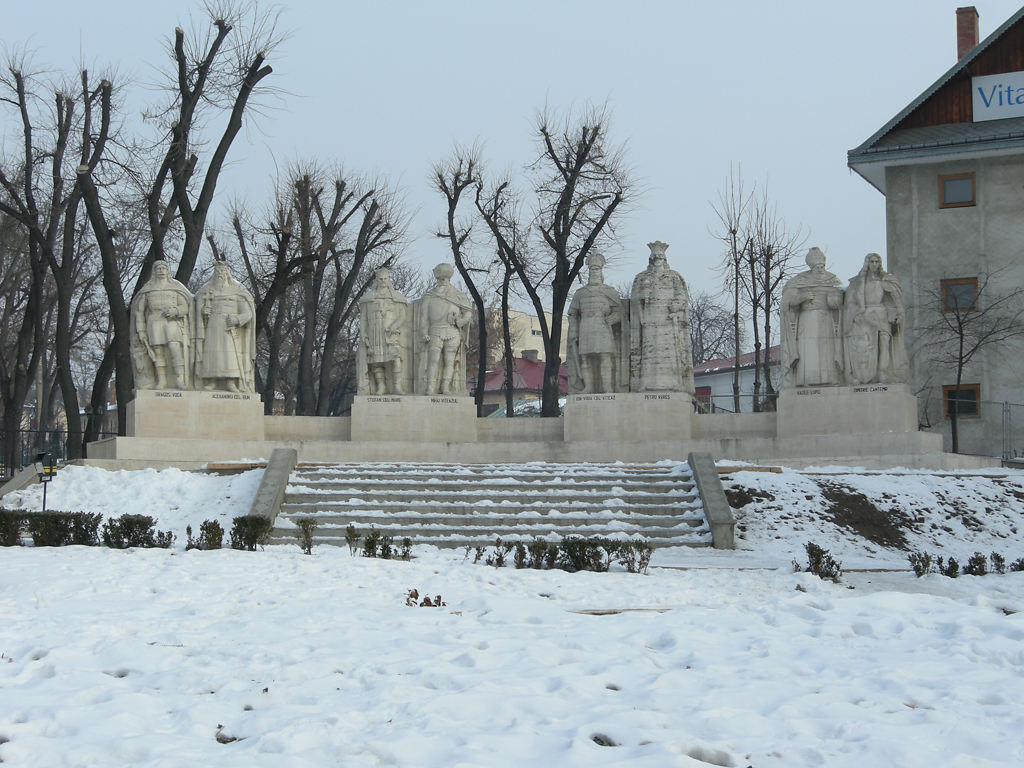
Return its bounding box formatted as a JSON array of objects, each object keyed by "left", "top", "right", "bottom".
[
  {"left": 940, "top": 277, "right": 978, "bottom": 313},
  {"left": 938, "top": 172, "right": 976, "bottom": 208},
  {"left": 942, "top": 383, "right": 981, "bottom": 418}
]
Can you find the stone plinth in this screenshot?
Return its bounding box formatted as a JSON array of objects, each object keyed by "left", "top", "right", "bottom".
[
  {"left": 127, "top": 389, "right": 265, "bottom": 441},
  {"left": 350, "top": 395, "right": 477, "bottom": 442},
  {"left": 776, "top": 382, "right": 918, "bottom": 437},
  {"left": 564, "top": 391, "right": 693, "bottom": 442}
]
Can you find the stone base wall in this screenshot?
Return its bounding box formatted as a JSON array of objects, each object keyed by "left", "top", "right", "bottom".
[{"left": 92, "top": 384, "right": 995, "bottom": 470}]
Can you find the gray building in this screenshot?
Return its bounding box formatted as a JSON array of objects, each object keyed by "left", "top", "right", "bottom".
[{"left": 849, "top": 6, "right": 1024, "bottom": 457}]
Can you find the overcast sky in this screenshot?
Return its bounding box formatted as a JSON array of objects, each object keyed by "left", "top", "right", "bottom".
[{"left": 6, "top": 1, "right": 1023, "bottom": 300}]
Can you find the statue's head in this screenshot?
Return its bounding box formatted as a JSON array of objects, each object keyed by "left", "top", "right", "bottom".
[
  {"left": 213, "top": 260, "right": 231, "bottom": 285},
  {"left": 805, "top": 247, "right": 826, "bottom": 272},
  {"left": 587, "top": 252, "right": 606, "bottom": 284},
  {"left": 647, "top": 241, "right": 669, "bottom": 268},
  {"left": 152, "top": 260, "right": 170, "bottom": 281},
  {"left": 863, "top": 253, "right": 883, "bottom": 276},
  {"left": 375, "top": 267, "right": 392, "bottom": 288},
  {"left": 433, "top": 263, "right": 454, "bottom": 282}
]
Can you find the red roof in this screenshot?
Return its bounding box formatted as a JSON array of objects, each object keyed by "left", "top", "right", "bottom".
[
  {"left": 694, "top": 345, "right": 780, "bottom": 376},
  {"left": 478, "top": 357, "right": 568, "bottom": 394}
]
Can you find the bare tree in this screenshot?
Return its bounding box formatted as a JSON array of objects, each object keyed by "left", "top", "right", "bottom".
[
  {"left": 433, "top": 144, "right": 492, "bottom": 414},
  {"left": 710, "top": 167, "right": 751, "bottom": 412},
  {"left": 476, "top": 104, "right": 632, "bottom": 416},
  {"left": 919, "top": 270, "right": 1024, "bottom": 453},
  {"left": 228, "top": 164, "right": 409, "bottom": 416},
  {"left": 745, "top": 187, "right": 802, "bottom": 408},
  {"left": 711, "top": 171, "right": 800, "bottom": 411},
  {"left": 77, "top": 1, "right": 281, "bottom": 432},
  {"left": 689, "top": 291, "right": 739, "bottom": 365}
]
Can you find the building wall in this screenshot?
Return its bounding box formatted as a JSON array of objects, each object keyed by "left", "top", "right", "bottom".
[
  {"left": 694, "top": 364, "right": 782, "bottom": 413},
  {"left": 885, "top": 154, "right": 1024, "bottom": 456},
  {"left": 507, "top": 310, "right": 567, "bottom": 362}
]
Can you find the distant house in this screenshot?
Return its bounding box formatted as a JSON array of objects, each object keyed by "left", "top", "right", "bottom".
[
  {"left": 693, "top": 346, "right": 781, "bottom": 413},
  {"left": 470, "top": 352, "right": 568, "bottom": 415},
  {"left": 848, "top": 6, "right": 1024, "bottom": 456}
]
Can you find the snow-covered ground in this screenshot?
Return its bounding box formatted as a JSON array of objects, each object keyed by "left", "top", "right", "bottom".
[{"left": 2, "top": 464, "right": 1024, "bottom": 767}]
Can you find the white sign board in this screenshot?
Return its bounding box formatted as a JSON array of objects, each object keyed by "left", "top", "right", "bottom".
[{"left": 972, "top": 71, "right": 1024, "bottom": 121}]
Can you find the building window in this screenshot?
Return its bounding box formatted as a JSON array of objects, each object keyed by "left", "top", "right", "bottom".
[
  {"left": 943, "top": 383, "right": 980, "bottom": 418},
  {"left": 941, "top": 277, "right": 978, "bottom": 312},
  {"left": 939, "top": 172, "right": 975, "bottom": 208}
]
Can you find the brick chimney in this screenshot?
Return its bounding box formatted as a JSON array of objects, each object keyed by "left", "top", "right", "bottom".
[{"left": 957, "top": 6, "right": 979, "bottom": 60}]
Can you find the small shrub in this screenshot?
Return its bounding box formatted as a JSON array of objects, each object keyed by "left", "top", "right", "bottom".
[
  {"left": 399, "top": 537, "right": 412, "bottom": 560},
  {"left": 990, "top": 552, "right": 1006, "bottom": 575},
  {"left": 0, "top": 509, "right": 23, "bottom": 546},
  {"left": 798, "top": 542, "right": 842, "bottom": 581},
  {"left": 193, "top": 520, "right": 224, "bottom": 550},
  {"left": 229, "top": 515, "right": 272, "bottom": 551},
  {"left": 27, "top": 513, "right": 72, "bottom": 546},
  {"left": 617, "top": 540, "right": 653, "bottom": 575},
  {"left": 1009, "top": 557, "right": 1024, "bottom": 572},
  {"left": 907, "top": 550, "right": 934, "bottom": 578},
  {"left": 345, "top": 524, "right": 360, "bottom": 555},
  {"left": 296, "top": 517, "right": 317, "bottom": 555},
  {"left": 363, "top": 528, "right": 381, "bottom": 557},
  {"left": 102, "top": 514, "right": 174, "bottom": 549},
  {"left": 514, "top": 541, "right": 527, "bottom": 569},
  {"left": 361, "top": 528, "right": 399, "bottom": 559},
  {"left": 526, "top": 537, "right": 553, "bottom": 569},
  {"left": 68, "top": 513, "right": 102, "bottom": 546},
  {"left": 559, "top": 536, "right": 609, "bottom": 573},
  {"left": 485, "top": 537, "right": 513, "bottom": 567},
  {"left": 963, "top": 552, "right": 988, "bottom": 576},
  {"left": 937, "top": 556, "right": 960, "bottom": 578}
]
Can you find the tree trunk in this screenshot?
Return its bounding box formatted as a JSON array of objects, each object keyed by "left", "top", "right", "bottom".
[
  {"left": 732, "top": 250, "right": 741, "bottom": 413},
  {"left": 502, "top": 270, "right": 515, "bottom": 417}
]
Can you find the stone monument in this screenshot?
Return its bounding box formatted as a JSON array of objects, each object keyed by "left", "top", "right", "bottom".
[
  {"left": 629, "top": 241, "right": 695, "bottom": 395},
  {"left": 352, "top": 262, "right": 476, "bottom": 443},
  {"left": 844, "top": 253, "right": 908, "bottom": 385},
  {"left": 127, "top": 259, "right": 263, "bottom": 441},
  {"left": 414, "top": 263, "right": 473, "bottom": 396},
  {"left": 357, "top": 267, "right": 411, "bottom": 395},
  {"left": 194, "top": 260, "right": 256, "bottom": 393},
  {"left": 777, "top": 248, "right": 917, "bottom": 438},
  {"left": 780, "top": 247, "right": 844, "bottom": 388},
  {"left": 130, "top": 260, "right": 194, "bottom": 391},
  {"left": 567, "top": 253, "right": 628, "bottom": 394}
]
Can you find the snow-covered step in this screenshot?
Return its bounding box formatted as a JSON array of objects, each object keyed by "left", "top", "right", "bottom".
[{"left": 270, "top": 461, "right": 713, "bottom": 548}]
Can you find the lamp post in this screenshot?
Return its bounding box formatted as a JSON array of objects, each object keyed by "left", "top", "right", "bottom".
[{"left": 34, "top": 452, "right": 56, "bottom": 513}]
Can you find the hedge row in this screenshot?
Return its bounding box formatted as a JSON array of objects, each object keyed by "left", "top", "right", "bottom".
[{"left": 0, "top": 510, "right": 273, "bottom": 550}]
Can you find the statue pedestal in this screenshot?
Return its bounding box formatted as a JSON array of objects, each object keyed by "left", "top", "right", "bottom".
[
  {"left": 127, "top": 390, "right": 265, "bottom": 441},
  {"left": 776, "top": 383, "right": 918, "bottom": 437},
  {"left": 564, "top": 392, "right": 693, "bottom": 442},
  {"left": 350, "top": 395, "right": 477, "bottom": 442}
]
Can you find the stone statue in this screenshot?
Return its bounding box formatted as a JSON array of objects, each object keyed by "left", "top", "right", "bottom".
[
  {"left": 129, "top": 260, "right": 194, "bottom": 390},
  {"left": 414, "top": 263, "right": 473, "bottom": 396},
  {"left": 844, "top": 253, "right": 909, "bottom": 384},
  {"left": 357, "top": 267, "right": 411, "bottom": 395},
  {"left": 194, "top": 261, "right": 256, "bottom": 393},
  {"left": 567, "top": 253, "right": 628, "bottom": 393},
  {"left": 629, "top": 241, "right": 695, "bottom": 394},
  {"left": 781, "top": 247, "right": 844, "bottom": 387}
]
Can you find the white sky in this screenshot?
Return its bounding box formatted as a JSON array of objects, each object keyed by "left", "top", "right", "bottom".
[{"left": 6, "top": 1, "right": 1023, "bottom": 300}]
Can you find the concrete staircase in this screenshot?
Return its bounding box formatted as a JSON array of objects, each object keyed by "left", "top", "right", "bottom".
[{"left": 269, "top": 461, "right": 712, "bottom": 548}]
